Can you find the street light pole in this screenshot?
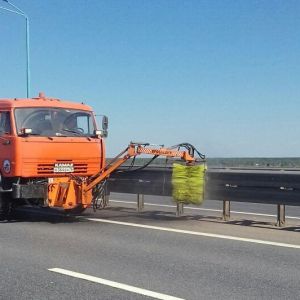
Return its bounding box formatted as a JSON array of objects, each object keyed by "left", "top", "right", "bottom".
[{"left": 0, "top": 0, "right": 30, "bottom": 98}]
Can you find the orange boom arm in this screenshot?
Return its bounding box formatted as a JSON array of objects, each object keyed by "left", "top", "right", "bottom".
[
  {"left": 47, "top": 142, "right": 200, "bottom": 211},
  {"left": 84, "top": 142, "right": 195, "bottom": 192},
  {"left": 136, "top": 145, "right": 195, "bottom": 162}
]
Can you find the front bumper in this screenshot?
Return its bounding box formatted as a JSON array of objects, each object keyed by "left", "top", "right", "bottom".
[{"left": 12, "top": 183, "right": 47, "bottom": 199}]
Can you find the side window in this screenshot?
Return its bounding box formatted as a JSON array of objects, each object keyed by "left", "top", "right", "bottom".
[
  {"left": 76, "top": 115, "right": 92, "bottom": 134},
  {"left": 0, "top": 112, "right": 11, "bottom": 135},
  {"left": 64, "top": 114, "right": 94, "bottom": 135}
]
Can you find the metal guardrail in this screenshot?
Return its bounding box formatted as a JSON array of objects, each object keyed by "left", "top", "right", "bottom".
[{"left": 108, "top": 166, "right": 300, "bottom": 226}]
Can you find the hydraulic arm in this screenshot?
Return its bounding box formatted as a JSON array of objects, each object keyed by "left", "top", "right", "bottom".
[{"left": 47, "top": 142, "right": 204, "bottom": 211}]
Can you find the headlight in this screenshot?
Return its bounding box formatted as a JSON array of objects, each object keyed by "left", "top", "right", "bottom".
[{"left": 3, "top": 160, "right": 11, "bottom": 174}]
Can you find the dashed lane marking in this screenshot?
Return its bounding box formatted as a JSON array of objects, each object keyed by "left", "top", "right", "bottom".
[{"left": 48, "top": 268, "right": 184, "bottom": 300}]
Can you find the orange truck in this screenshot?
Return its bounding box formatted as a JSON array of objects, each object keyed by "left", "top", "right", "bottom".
[{"left": 0, "top": 93, "right": 203, "bottom": 219}]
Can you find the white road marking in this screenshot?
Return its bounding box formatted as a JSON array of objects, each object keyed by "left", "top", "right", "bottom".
[
  {"left": 86, "top": 217, "right": 300, "bottom": 250},
  {"left": 109, "top": 199, "right": 300, "bottom": 220},
  {"left": 48, "top": 268, "right": 184, "bottom": 300}
]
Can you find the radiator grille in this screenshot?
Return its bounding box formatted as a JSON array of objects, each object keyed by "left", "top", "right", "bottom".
[{"left": 37, "top": 162, "right": 88, "bottom": 175}]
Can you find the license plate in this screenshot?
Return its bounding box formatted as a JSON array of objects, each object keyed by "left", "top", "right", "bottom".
[{"left": 54, "top": 163, "right": 74, "bottom": 173}]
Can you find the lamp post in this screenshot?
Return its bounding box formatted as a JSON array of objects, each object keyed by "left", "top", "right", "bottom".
[{"left": 0, "top": 0, "right": 30, "bottom": 98}]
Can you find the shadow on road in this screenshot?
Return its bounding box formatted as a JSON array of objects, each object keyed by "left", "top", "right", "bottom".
[
  {"left": 2, "top": 205, "right": 300, "bottom": 232},
  {"left": 0, "top": 207, "right": 92, "bottom": 224},
  {"left": 94, "top": 206, "right": 300, "bottom": 232},
  {"left": 280, "top": 226, "right": 300, "bottom": 232},
  {"left": 216, "top": 218, "right": 300, "bottom": 232},
  {"left": 94, "top": 206, "right": 222, "bottom": 222}
]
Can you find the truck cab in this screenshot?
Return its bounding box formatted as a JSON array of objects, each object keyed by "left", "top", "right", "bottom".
[{"left": 0, "top": 93, "right": 106, "bottom": 217}]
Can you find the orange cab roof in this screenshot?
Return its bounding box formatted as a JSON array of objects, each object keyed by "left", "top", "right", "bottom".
[{"left": 0, "top": 92, "right": 93, "bottom": 111}]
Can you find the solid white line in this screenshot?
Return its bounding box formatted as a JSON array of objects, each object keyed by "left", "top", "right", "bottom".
[
  {"left": 48, "top": 268, "right": 184, "bottom": 300},
  {"left": 109, "top": 199, "right": 300, "bottom": 220},
  {"left": 86, "top": 218, "right": 300, "bottom": 250}
]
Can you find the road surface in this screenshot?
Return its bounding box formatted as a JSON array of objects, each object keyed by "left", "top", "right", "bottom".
[{"left": 1, "top": 193, "right": 300, "bottom": 299}]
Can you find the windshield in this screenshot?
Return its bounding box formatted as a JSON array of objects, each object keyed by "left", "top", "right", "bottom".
[{"left": 14, "top": 108, "right": 96, "bottom": 137}]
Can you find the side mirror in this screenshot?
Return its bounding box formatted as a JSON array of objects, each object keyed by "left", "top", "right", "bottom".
[
  {"left": 94, "top": 114, "right": 108, "bottom": 138},
  {"left": 101, "top": 116, "right": 108, "bottom": 137},
  {"left": 102, "top": 116, "right": 108, "bottom": 131}
]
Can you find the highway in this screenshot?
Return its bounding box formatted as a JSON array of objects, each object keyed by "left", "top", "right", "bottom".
[{"left": 1, "top": 194, "right": 300, "bottom": 300}]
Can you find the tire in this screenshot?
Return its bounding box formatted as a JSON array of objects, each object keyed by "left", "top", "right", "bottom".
[
  {"left": 64, "top": 204, "right": 86, "bottom": 216},
  {"left": 0, "top": 192, "right": 12, "bottom": 221}
]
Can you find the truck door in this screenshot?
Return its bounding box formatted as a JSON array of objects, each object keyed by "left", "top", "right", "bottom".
[{"left": 0, "top": 111, "right": 13, "bottom": 177}]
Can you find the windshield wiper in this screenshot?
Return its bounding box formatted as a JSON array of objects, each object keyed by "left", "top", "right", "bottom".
[
  {"left": 60, "top": 128, "right": 85, "bottom": 136},
  {"left": 19, "top": 132, "right": 41, "bottom": 136}
]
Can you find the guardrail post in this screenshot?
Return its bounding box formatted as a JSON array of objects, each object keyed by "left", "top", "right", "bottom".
[
  {"left": 276, "top": 204, "right": 285, "bottom": 227},
  {"left": 176, "top": 203, "right": 184, "bottom": 217},
  {"left": 104, "top": 194, "right": 110, "bottom": 207},
  {"left": 137, "top": 194, "right": 144, "bottom": 212},
  {"left": 223, "top": 200, "right": 231, "bottom": 221}
]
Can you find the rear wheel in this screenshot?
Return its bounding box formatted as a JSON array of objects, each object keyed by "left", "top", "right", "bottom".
[{"left": 92, "top": 181, "right": 109, "bottom": 211}]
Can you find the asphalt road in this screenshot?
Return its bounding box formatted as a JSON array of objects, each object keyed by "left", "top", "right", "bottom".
[{"left": 1, "top": 195, "right": 300, "bottom": 300}]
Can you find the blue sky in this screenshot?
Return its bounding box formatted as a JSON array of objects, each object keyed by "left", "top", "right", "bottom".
[{"left": 0, "top": 0, "right": 299, "bottom": 157}]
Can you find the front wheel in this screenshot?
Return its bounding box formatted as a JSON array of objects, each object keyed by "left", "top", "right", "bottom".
[
  {"left": 0, "top": 192, "right": 13, "bottom": 221},
  {"left": 64, "top": 204, "right": 87, "bottom": 216}
]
